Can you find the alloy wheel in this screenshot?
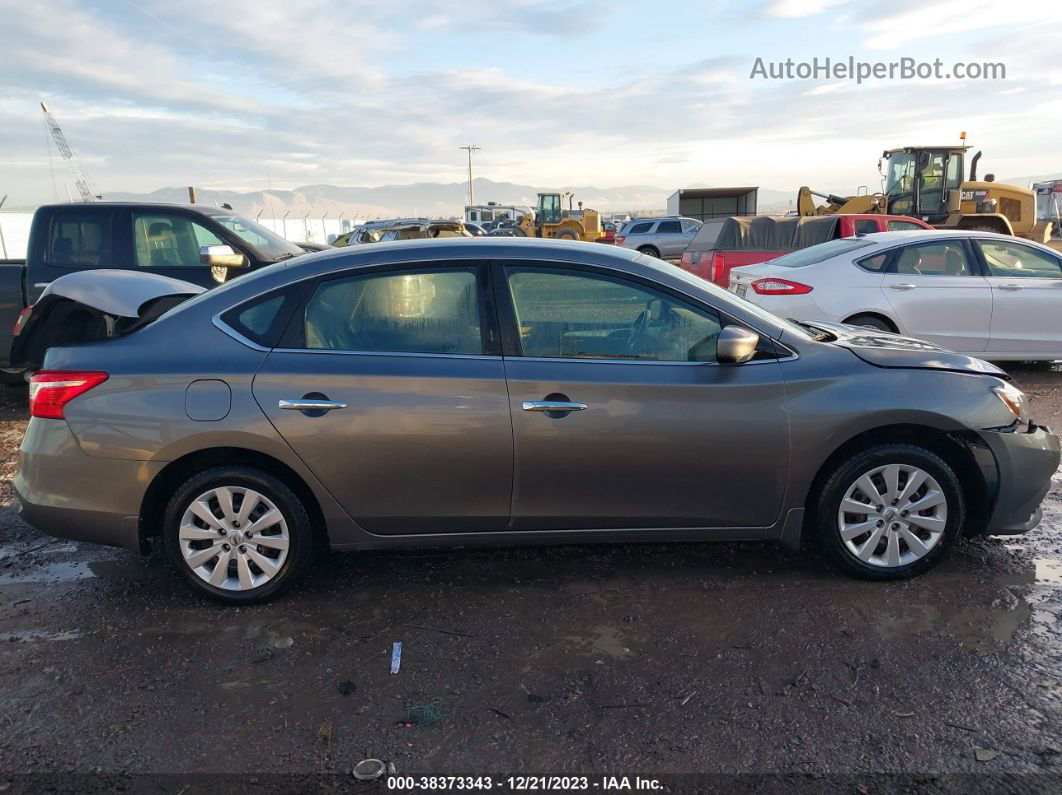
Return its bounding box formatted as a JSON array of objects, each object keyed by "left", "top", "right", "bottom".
[
  {"left": 836, "top": 464, "right": 947, "bottom": 568},
  {"left": 178, "top": 486, "right": 290, "bottom": 591}
]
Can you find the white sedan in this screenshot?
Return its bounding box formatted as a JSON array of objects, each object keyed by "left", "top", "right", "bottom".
[{"left": 728, "top": 230, "right": 1062, "bottom": 360}]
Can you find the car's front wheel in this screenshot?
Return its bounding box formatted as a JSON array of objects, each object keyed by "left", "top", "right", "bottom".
[
  {"left": 163, "top": 466, "right": 314, "bottom": 604},
  {"left": 812, "top": 444, "right": 964, "bottom": 580}
]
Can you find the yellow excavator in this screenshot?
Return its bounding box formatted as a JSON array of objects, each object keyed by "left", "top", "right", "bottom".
[
  {"left": 514, "top": 192, "right": 603, "bottom": 241},
  {"left": 797, "top": 145, "right": 1056, "bottom": 245}
]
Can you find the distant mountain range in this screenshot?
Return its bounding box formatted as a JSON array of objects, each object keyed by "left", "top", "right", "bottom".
[
  {"left": 28, "top": 172, "right": 1061, "bottom": 220},
  {"left": 100, "top": 178, "right": 799, "bottom": 219}
]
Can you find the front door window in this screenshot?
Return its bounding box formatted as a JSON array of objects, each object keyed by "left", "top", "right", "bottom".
[{"left": 504, "top": 267, "right": 722, "bottom": 362}]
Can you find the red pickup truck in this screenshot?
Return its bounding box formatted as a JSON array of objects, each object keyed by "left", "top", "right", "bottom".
[{"left": 679, "top": 213, "right": 932, "bottom": 287}]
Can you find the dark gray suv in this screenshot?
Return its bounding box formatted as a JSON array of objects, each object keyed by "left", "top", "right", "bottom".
[{"left": 13, "top": 238, "right": 1059, "bottom": 603}]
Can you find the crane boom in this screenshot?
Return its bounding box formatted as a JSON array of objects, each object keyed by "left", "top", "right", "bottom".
[{"left": 40, "top": 102, "right": 98, "bottom": 202}]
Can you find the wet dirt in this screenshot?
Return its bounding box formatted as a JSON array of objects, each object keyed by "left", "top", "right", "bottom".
[{"left": 0, "top": 369, "right": 1061, "bottom": 780}]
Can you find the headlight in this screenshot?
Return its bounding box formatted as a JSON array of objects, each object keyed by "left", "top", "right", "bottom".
[{"left": 992, "top": 382, "right": 1028, "bottom": 422}]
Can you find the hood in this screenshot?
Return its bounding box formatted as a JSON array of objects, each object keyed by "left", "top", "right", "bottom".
[
  {"left": 802, "top": 320, "right": 1009, "bottom": 380},
  {"left": 35, "top": 270, "right": 204, "bottom": 318}
]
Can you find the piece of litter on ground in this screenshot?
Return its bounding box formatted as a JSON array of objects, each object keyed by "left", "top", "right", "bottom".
[
  {"left": 893, "top": 710, "right": 915, "bottom": 718},
  {"left": 352, "top": 758, "right": 385, "bottom": 781},
  {"left": 272, "top": 636, "right": 293, "bottom": 649},
  {"left": 974, "top": 748, "right": 1000, "bottom": 762},
  {"left": 390, "top": 641, "right": 402, "bottom": 674},
  {"left": 317, "top": 720, "right": 333, "bottom": 748}
]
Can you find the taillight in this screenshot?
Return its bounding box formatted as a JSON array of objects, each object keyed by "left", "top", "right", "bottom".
[
  {"left": 12, "top": 306, "right": 32, "bottom": 336},
  {"left": 615, "top": 235, "right": 626, "bottom": 244},
  {"left": 680, "top": 251, "right": 692, "bottom": 267},
  {"left": 710, "top": 252, "right": 725, "bottom": 284},
  {"left": 751, "top": 278, "right": 813, "bottom": 295},
  {"left": 28, "top": 371, "right": 109, "bottom": 419}
]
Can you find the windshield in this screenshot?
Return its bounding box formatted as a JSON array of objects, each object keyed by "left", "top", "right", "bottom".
[
  {"left": 213, "top": 214, "right": 304, "bottom": 260},
  {"left": 885, "top": 152, "right": 916, "bottom": 197},
  {"left": 768, "top": 238, "right": 875, "bottom": 267}
]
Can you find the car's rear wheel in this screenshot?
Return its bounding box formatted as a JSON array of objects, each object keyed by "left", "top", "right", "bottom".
[
  {"left": 812, "top": 444, "right": 964, "bottom": 580},
  {"left": 163, "top": 466, "right": 314, "bottom": 604},
  {"left": 844, "top": 313, "right": 896, "bottom": 333},
  {"left": 637, "top": 245, "right": 660, "bottom": 258}
]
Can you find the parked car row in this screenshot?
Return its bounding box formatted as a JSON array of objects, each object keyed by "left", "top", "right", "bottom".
[
  {"left": 727, "top": 229, "right": 1062, "bottom": 360},
  {"left": 679, "top": 214, "right": 933, "bottom": 287}
]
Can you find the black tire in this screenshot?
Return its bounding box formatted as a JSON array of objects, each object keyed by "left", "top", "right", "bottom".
[
  {"left": 554, "top": 228, "right": 579, "bottom": 240},
  {"left": 844, "top": 313, "right": 895, "bottom": 333},
  {"left": 637, "top": 245, "right": 661, "bottom": 258},
  {"left": 811, "top": 444, "right": 965, "bottom": 581},
  {"left": 162, "top": 466, "right": 315, "bottom": 605}
]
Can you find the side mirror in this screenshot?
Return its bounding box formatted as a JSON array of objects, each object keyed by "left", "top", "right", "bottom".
[
  {"left": 200, "top": 244, "right": 247, "bottom": 268},
  {"left": 716, "top": 326, "right": 760, "bottom": 364}
]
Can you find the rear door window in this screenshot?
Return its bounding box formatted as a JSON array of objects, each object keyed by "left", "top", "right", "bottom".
[
  {"left": 301, "top": 268, "right": 485, "bottom": 355},
  {"left": 48, "top": 212, "right": 114, "bottom": 268},
  {"left": 656, "top": 220, "right": 682, "bottom": 234},
  {"left": 887, "top": 220, "right": 926, "bottom": 231},
  {"left": 853, "top": 219, "right": 881, "bottom": 235},
  {"left": 893, "top": 241, "right": 972, "bottom": 276}
]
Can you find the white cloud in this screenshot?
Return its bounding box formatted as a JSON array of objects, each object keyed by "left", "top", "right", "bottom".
[{"left": 762, "top": 0, "right": 849, "bottom": 19}]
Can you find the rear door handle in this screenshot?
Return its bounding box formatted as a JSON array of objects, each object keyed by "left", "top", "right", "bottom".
[
  {"left": 888, "top": 283, "right": 917, "bottom": 290},
  {"left": 279, "top": 399, "right": 347, "bottom": 411},
  {"left": 522, "top": 400, "right": 588, "bottom": 412},
  {"left": 998, "top": 284, "right": 1023, "bottom": 291}
]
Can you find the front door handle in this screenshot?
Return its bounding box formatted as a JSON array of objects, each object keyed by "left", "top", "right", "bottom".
[
  {"left": 998, "top": 284, "right": 1023, "bottom": 291},
  {"left": 522, "top": 400, "right": 588, "bottom": 412},
  {"left": 889, "top": 283, "right": 917, "bottom": 290},
  {"left": 279, "top": 399, "right": 347, "bottom": 412}
]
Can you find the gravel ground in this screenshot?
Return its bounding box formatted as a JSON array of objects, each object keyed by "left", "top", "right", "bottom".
[{"left": 0, "top": 367, "right": 1060, "bottom": 790}]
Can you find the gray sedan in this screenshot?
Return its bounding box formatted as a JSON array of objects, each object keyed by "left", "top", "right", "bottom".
[{"left": 13, "top": 238, "right": 1060, "bottom": 604}]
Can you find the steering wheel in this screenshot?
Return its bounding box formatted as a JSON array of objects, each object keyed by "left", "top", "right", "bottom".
[{"left": 626, "top": 302, "right": 655, "bottom": 355}]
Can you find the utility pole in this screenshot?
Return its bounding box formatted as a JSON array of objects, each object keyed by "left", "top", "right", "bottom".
[{"left": 459, "top": 145, "right": 481, "bottom": 207}]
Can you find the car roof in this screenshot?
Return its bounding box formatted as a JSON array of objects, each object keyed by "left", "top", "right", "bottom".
[
  {"left": 856, "top": 229, "right": 1018, "bottom": 243},
  {"left": 39, "top": 202, "right": 234, "bottom": 216}
]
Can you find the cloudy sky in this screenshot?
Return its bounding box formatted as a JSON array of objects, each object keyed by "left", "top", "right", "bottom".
[{"left": 1, "top": 0, "right": 1059, "bottom": 205}]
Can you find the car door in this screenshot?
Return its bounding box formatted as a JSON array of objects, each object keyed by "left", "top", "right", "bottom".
[
  {"left": 128, "top": 209, "right": 253, "bottom": 287},
  {"left": 496, "top": 261, "right": 790, "bottom": 531},
  {"left": 654, "top": 219, "right": 685, "bottom": 258},
  {"left": 880, "top": 239, "right": 991, "bottom": 352},
  {"left": 251, "top": 262, "right": 514, "bottom": 534},
  {"left": 974, "top": 238, "right": 1062, "bottom": 356}
]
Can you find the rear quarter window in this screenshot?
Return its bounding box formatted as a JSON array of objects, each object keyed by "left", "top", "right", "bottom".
[
  {"left": 856, "top": 252, "right": 890, "bottom": 272},
  {"left": 221, "top": 288, "right": 301, "bottom": 347}
]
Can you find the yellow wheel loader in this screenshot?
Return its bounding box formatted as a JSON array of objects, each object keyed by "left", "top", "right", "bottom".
[
  {"left": 798, "top": 146, "right": 1056, "bottom": 246},
  {"left": 515, "top": 192, "right": 603, "bottom": 241}
]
